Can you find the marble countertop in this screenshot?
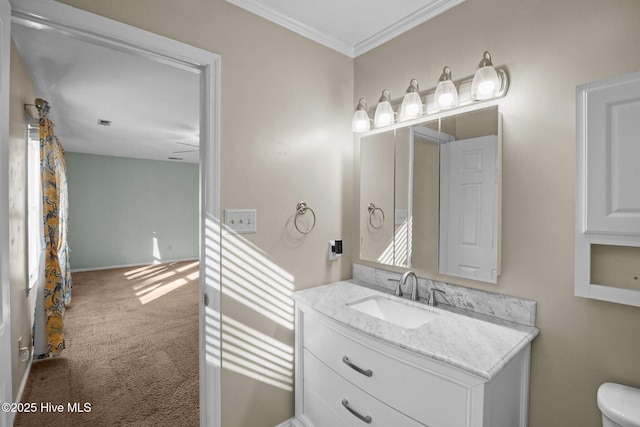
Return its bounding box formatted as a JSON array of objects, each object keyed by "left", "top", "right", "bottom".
[{"left": 293, "top": 280, "right": 539, "bottom": 380}]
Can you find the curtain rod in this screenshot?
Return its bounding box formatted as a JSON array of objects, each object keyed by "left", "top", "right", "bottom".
[{"left": 24, "top": 98, "right": 49, "bottom": 111}]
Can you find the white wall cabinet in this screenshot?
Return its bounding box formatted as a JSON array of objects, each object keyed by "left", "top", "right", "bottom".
[
  {"left": 294, "top": 305, "right": 532, "bottom": 427},
  {"left": 575, "top": 70, "right": 640, "bottom": 307}
]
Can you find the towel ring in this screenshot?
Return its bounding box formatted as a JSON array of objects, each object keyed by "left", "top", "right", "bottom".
[
  {"left": 295, "top": 201, "right": 316, "bottom": 234},
  {"left": 368, "top": 203, "right": 385, "bottom": 230}
]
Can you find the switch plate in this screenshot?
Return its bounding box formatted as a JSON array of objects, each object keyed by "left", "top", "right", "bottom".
[
  {"left": 224, "top": 209, "right": 257, "bottom": 234},
  {"left": 395, "top": 209, "right": 408, "bottom": 225}
]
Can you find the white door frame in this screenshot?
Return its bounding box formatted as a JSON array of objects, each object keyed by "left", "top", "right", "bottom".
[
  {"left": 0, "top": 0, "right": 14, "bottom": 425},
  {"left": 6, "top": 1, "right": 222, "bottom": 426}
]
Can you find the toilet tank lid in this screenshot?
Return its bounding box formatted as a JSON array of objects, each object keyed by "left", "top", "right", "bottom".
[{"left": 598, "top": 383, "right": 640, "bottom": 427}]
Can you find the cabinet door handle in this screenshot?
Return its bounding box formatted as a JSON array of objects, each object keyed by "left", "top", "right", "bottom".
[
  {"left": 341, "top": 399, "right": 372, "bottom": 424},
  {"left": 342, "top": 356, "right": 373, "bottom": 377}
]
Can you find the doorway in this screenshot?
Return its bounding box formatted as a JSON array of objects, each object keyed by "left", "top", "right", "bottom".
[{"left": 7, "top": 1, "right": 221, "bottom": 425}]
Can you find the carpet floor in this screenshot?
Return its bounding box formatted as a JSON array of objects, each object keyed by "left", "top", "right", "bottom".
[{"left": 15, "top": 261, "right": 200, "bottom": 426}]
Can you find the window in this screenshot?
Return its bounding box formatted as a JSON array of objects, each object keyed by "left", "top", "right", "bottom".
[{"left": 27, "top": 118, "right": 43, "bottom": 291}]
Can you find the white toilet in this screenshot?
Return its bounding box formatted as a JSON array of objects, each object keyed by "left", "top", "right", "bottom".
[{"left": 598, "top": 382, "right": 640, "bottom": 427}]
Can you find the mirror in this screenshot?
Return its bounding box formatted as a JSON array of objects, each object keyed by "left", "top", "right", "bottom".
[
  {"left": 359, "top": 106, "right": 501, "bottom": 283},
  {"left": 360, "top": 130, "right": 397, "bottom": 265}
]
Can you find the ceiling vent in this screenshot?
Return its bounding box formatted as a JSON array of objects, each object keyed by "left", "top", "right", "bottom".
[{"left": 97, "top": 119, "right": 112, "bottom": 126}]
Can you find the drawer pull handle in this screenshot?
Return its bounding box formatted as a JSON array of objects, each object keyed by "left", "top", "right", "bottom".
[
  {"left": 342, "top": 356, "right": 373, "bottom": 377},
  {"left": 341, "top": 399, "right": 372, "bottom": 424}
]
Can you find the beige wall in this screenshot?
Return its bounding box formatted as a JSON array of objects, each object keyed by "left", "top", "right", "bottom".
[
  {"left": 8, "top": 39, "right": 38, "bottom": 400},
  {"left": 354, "top": 0, "right": 640, "bottom": 425},
  {"left": 52, "top": 1, "right": 354, "bottom": 426}
]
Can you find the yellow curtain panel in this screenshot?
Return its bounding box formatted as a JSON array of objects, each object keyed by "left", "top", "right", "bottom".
[{"left": 37, "top": 98, "right": 72, "bottom": 356}]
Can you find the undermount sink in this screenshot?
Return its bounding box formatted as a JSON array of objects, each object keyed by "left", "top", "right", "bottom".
[{"left": 347, "top": 295, "right": 440, "bottom": 329}]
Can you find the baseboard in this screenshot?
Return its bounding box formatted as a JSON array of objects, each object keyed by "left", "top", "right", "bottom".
[
  {"left": 9, "top": 351, "right": 33, "bottom": 426},
  {"left": 15, "top": 349, "right": 33, "bottom": 403},
  {"left": 71, "top": 257, "right": 198, "bottom": 273}
]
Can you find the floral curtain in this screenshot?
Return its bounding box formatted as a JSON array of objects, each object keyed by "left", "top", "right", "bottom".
[{"left": 36, "top": 98, "right": 71, "bottom": 357}]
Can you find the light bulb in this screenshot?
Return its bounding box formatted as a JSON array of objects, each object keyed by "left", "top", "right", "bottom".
[
  {"left": 471, "top": 51, "right": 501, "bottom": 100},
  {"left": 399, "top": 79, "right": 423, "bottom": 122},
  {"left": 351, "top": 98, "right": 370, "bottom": 132},
  {"left": 434, "top": 66, "right": 458, "bottom": 110},
  {"left": 374, "top": 90, "right": 395, "bottom": 128}
]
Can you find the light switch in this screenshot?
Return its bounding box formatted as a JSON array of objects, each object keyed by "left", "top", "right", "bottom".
[
  {"left": 395, "top": 209, "right": 408, "bottom": 225},
  {"left": 224, "top": 209, "right": 257, "bottom": 234}
]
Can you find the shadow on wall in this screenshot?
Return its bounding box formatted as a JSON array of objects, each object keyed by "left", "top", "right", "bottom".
[
  {"left": 377, "top": 218, "right": 411, "bottom": 266},
  {"left": 221, "top": 226, "right": 295, "bottom": 392}
]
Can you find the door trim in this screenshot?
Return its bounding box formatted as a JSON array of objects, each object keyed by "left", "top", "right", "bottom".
[{"left": 1, "top": 0, "right": 14, "bottom": 425}]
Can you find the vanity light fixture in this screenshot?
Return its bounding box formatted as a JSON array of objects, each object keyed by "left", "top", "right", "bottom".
[
  {"left": 374, "top": 89, "right": 395, "bottom": 128},
  {"left": 352, "top": 98, "right": 371, "bottom": 132},
  {"left": 434, "top": 66, "right": 459, "bottom": 110},
  {"left": 352, "top": 49, "right": 509, "bottom": 133},
  {"left": 399, "top": 79, "right": 423, "bottom": 122},
  {"left": 471, "top": 51, "right": 502, "bottom": 100}
]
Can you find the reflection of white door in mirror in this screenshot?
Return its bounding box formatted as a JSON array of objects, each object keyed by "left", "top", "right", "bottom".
[{"left": 440, "top": 135, "right": 498, "bottom": 283}]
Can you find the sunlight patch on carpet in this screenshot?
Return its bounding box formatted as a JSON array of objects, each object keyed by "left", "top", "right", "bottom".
[{"left": 124, "top": 261, "right": 199, "bottom": 305}]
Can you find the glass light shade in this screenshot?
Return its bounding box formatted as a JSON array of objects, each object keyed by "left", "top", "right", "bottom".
[
  {"left": 352, "top": 98, "right": 370, "bottom": 132},
  {"left": 399, "top": 79, "right": 423, "bottom": 122},
  {"left": 435, "top": 80, "right": 458, "bottom": 109},
  {"left": 472, "top": 66, "right": 500, "bottom": 99},
  {"left": 374, "top": 102, "right": 394, "bottom": 127},
  {"left": 352, "top": 109, "right": 370, "bottom": 132},
  {"left": 374, "top": 90, "right": 394, "bottom": 128}
]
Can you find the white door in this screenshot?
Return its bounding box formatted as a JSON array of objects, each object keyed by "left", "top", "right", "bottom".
[
  {"left": 440, "top": 135, "right": 498, "bottom": 283},
  {"left": 0, "top": 0, "right": 14, "bottom": 425}
]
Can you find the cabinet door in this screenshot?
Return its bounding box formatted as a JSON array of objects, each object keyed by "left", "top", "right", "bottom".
[{"left": 583, "top": 72, "right": 640, "bottom": 235}]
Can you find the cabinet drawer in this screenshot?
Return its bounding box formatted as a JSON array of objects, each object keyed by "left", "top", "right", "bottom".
[
  {"left": 304, "top": 349, "right": 425, "bottom": 427},
  {"left": 303, "top": 313, "right": 470, "bottom": 427},
  {"left": 303, "top": 385, "right": 351, "bottom": 427}
]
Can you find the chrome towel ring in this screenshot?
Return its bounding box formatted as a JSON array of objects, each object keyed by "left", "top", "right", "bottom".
[
  {"left": 368, "top": 203, "right": 385, "bottom": 230},
  {"left": 295, "top": 201, "right": 316, "bottom": 234}
]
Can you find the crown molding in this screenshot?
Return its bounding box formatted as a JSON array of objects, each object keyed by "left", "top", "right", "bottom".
[
  {"left": 354, "top": 0, "right": 466, "bottom": 56},
  {"left": 226, "top": 0, "right": 354, "bottom": 57},
  {"left": 226, "top": 0, "right": 466, "bottom": 58}
]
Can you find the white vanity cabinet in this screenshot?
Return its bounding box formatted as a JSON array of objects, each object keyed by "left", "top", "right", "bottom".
[{"left": 293, "top": 295, "right": 534, "bottom": 427}]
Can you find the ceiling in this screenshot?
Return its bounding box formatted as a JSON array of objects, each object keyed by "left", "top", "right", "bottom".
[
  {"left": 11, "top": 0, "right": 464, "bottom": 164},
  {"left": 12, "top": 23, "right": 201, "bottom": 164},
  {"left": 226, "top": 0, "right": 466, "bottom": 57}
]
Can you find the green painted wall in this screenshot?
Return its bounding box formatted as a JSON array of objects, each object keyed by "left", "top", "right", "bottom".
[{"left": 65, "top": 152, "right": 198, "bottom": 270}]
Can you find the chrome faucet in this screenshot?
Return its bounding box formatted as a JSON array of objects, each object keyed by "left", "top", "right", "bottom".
[
  {"left": 394, "top": 271, "right": 419, "bottom": 301},
  {"left": 428, "top": 288, "right": 446, "bottom": 307}
]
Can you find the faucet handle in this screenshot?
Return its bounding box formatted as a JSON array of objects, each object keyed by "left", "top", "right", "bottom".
[
  {"left": 428, "top": 288, "right": 446, "bottom": 307},
  {"left": 387, "top": 278, "right": 402, "bottom": 297}
]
